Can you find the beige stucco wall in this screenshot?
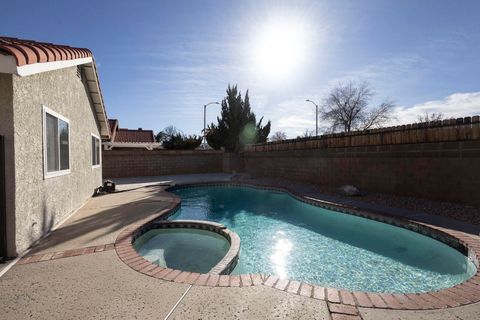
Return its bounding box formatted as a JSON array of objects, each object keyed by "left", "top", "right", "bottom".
[
  {"left": 12, "top": 66, "right": 102, "bottom": 254},
  {"left": 0, "top": 73, "right": 16, "bottom": 257}
]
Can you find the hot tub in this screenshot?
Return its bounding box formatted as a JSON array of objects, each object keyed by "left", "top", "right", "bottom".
[{"left": 133, "top": 220, "right": 240, "bottom": 274}]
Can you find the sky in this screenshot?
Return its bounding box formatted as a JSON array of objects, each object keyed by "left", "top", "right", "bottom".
[{"left": 2, "top": 0, "right": 479, "bottom": 137}]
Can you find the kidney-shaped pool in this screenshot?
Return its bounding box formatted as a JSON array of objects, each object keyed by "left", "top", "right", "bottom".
[{"left": 168, "top": 185, "right": 476, "bottom": 293}]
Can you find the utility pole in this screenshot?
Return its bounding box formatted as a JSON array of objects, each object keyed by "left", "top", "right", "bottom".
[
  {"left": 305, "top": 99, "right": 319, "bottom": 136},
  {"left": 203, "top": 101, "right": 220, "bottom": 144}
]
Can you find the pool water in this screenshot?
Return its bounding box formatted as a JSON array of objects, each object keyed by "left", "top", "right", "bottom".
[
  {"left": 134, "top": 228, "right": 230, "bottom": 273},
  {"left": 169, "top": 185, "right": 476, "bottom": 293}
]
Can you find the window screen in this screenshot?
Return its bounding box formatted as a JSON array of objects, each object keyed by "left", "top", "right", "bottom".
[
  {"left": 44, "top": 108, "right": 70, "bottom": 176},
  {"left": 92, "top": 135, "right": 100, "bottom": 166}
]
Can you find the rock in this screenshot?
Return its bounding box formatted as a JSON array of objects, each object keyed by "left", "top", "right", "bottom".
[
  {"left": 339, "top": 185, "right": 361, "bottom": 196},
  {"left": 231, "top": 173, "right": 250, "bottom": 181}
]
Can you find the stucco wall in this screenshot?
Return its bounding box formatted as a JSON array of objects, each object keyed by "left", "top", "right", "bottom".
[
  {"left": 12, "top": 66, "right": 102, "bottom": 254},
  {"left": 0, "top": 73, "right": 16, "bottom": 257}
]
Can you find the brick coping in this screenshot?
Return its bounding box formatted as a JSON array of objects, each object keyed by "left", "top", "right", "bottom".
[
  {"left": 127, "top": 219, "right": 241, "bottom": 275},
  {"left": 114, "top": 182, "right": 480, "bottom": 310},
  {"left": 18, "top": 243, "right": 115, "bottom": 265}
]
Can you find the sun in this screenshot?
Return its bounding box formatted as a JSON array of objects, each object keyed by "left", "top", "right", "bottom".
[{"left": 251, "top": 16, "right": 311, "bottom": 83}]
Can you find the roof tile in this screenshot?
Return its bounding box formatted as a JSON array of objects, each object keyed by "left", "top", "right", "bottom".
[
  {"left": 0, "top": 36, "right": 92, "bottom": 66},
  {"left": 114, "top": 129, "right": 155, "bottom": 143}
]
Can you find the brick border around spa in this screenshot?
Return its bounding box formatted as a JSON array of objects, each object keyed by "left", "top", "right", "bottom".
[
  {"left": 126, "top": 219, "right": 241, "bottom": 275},
  {"left": 114, "top": 182, "right": 480, "bottom": 311}
]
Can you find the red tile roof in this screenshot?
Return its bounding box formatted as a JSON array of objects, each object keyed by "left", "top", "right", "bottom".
[
  {"left": 106, "top": 119, "right": 155, "bottom": 143},
  {"left": 0, "top": 36, "right": 92, "bottom": 66},
  {"left": 114, "top": 129, "right": 155, "bottom": 143}
]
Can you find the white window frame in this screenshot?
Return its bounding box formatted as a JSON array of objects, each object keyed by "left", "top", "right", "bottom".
[
  {"left": 91, "top": 133, "right": 101, "bottom": 168},
  {"left": 42, "top": 105, "right": 71, "bottom": 179}
]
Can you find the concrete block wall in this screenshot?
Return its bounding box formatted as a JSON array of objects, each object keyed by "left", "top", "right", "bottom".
[
  {"left": 244, "top": 140, "right": 480, "bottom": 206},
  {"left": 102, "top": 149, "right": 224, "bottom": 178},
  {"left": 102, "top": 117, "right": 480, "bottom": 206},
  {"left": 222, "top": 152, "right": 244, "bottom": 174},
  {"left": 242, "top": 117, "right": 480, "bottom": 206}
]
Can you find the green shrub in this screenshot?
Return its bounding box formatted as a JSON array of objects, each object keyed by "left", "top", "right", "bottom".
[
  {"left": 162, "top": 133, "right": 202, "bottom": 150},
  {"left": 206, "top": 85, "right": 270, "bottom": 153}
]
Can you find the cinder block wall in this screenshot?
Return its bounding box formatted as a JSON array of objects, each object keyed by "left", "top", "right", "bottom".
[
  {"left": 222, "top": 152, "right": 244, "bottom": 174},
  {"left": 244, "top": 117, "right": 480, "bottom": 206},
  {"left": 244, "top": 141, "right": 480, "bottom": 206},
  {"left": 102, "top": 117, "right": 480, "bottom": 206},
  {"left": 102, "top": 149, "right": 224, "bottom": 178}
]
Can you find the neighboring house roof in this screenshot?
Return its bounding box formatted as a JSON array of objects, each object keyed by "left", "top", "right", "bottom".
[
  {"left": 103, "top": 119, "right": 158, "bottom": 150},
  {"left": 106, "top": 119, "right": 155, "bottom": 143},
  {"left": 115, "top": 129, "right": 155, "bottom": 143},
  {"left": 0, "top": 36, "right": 110, "bottom": 139}
]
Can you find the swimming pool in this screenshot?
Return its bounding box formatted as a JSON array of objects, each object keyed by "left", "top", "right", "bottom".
[{"left": 169, "top": 185, "right": 476, "bottom": 293}]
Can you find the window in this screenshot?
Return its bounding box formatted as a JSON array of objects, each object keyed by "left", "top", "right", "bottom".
[
  {"left": 91, "top": 134, "right": 101, "bottom": 167},
  {"left": 43, "top": 106, "right": 70, "bottom": 178}
]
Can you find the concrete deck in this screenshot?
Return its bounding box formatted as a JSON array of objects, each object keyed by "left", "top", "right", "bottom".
[{"left": 1, "top": 174, "right": 479, "bottom": 319}]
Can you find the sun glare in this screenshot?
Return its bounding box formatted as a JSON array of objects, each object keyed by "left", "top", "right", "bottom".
[{"left": 251, "top": 16, "right": 311, "bottom": 83}]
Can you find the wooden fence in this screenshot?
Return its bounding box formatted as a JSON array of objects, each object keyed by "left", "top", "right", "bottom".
[{"left": 245, "top": 115, "right": 480, "bottom": 152}]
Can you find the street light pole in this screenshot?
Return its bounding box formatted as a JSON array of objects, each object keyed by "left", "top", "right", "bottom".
[
  {"left": 305, "top": 99, "right": 319, "bottom": 136},
  {"left": 203, "top": 101, "right": 220, "bottom": 144}
]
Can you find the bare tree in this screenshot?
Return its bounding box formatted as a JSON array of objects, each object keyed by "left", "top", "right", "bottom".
[
  {"left": 270, "top": 131, "right": 287, "bottom": 142},
  {"left": 164, "top": 125, "right": 179, "bottom": 137},
  {"left": 297, "top": 129, "right": 315, "bottom": 138},
  {"left": 322, "top": 81, "right": 395, "bottom": 132},
  {"left": 417, "top": 112, "right": 444, "bottom": 123},
  {"left": 155, "top": 125, "right": 180, "bottom": 142}
]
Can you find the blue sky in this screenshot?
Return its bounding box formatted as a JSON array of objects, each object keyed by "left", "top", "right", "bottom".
[{"left": 2, "top": 0, "right": 479, "bottom": 137}]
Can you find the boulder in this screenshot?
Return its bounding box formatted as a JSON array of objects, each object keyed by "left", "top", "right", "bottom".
[{"left": 339, "top": 185, "right": 361, "bottom": 197}]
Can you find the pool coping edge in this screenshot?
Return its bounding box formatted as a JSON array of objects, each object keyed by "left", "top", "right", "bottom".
[{"left": 114, "top": 181, "right": 480, "bottom": 311}]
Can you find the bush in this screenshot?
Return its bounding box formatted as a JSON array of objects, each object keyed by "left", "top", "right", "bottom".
[
  {"left": 162, "top": 133, "right": 202, "bottom": 150},
  {"left": 206, "top": 85, "right": 270, "bottom": 152}
]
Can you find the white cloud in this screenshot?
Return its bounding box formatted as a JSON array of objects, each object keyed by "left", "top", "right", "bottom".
[
  {"left": 277, "top": 115, "right": 315, "bottom": 134},
  {"left": 393, "top": 92, "right": 480, "bottom": 125},
  {"left": 324, "top": 54, "right": 431, "bottom": 102},
  {"left": 267, "top": 91, "right": 480, "bottom": 138},
  {"left": 263, "top": 98, "right": 320, "bottom": 138}
]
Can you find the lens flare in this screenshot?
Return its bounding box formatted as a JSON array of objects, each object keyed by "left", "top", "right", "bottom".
[{"left": 240, "top": 122, "right": 257, "bottom": 145}]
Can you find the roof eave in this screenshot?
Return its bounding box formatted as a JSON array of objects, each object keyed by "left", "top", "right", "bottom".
[
  {"left": 83, "top": 59, "right": 110, "bottom": 139},
  {"left": 0, "top": 54, "right": 110, "bottom": 139}
]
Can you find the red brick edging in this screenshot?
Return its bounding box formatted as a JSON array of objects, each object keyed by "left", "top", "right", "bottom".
[
  {"left": 128, "top": 219, "right": 241, "bottom": 275},
  {"left": 17, "top": 243, "right": 115, "bottom": 265},
  {"left": 114, "top": 182, "right": 480, "bottom": 311},
  {"left": 328, "top": 303, "right": 362, "bottom": 320}
]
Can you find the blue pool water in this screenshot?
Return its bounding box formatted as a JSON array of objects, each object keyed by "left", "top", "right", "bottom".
[
  {"left": 134, "top": 228, "right": 229, "bottom": 273},
  {"left": 169, "top": 185, "right": 476, "bottom": 293}
]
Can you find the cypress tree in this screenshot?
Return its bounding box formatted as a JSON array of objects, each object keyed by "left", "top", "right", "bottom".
[{"left": 206, "top": 85, "right": 271, "bottom": 152}]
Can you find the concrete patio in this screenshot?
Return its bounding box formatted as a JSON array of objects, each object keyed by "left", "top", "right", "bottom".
[{"left": 1, "top": 174, "right": 479, "bottom": 320}]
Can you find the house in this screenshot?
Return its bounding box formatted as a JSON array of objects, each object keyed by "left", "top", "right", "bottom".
[
  {"left": 103, "top": 118, "right": 161, "bottom": 150},
  {"left": 0, "top": 36, "right": 110, "bottom": 259}
]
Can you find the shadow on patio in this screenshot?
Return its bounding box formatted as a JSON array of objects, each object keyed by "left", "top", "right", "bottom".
[{"left": 28, "top": 186, "right": 177, "bottom": 255}]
